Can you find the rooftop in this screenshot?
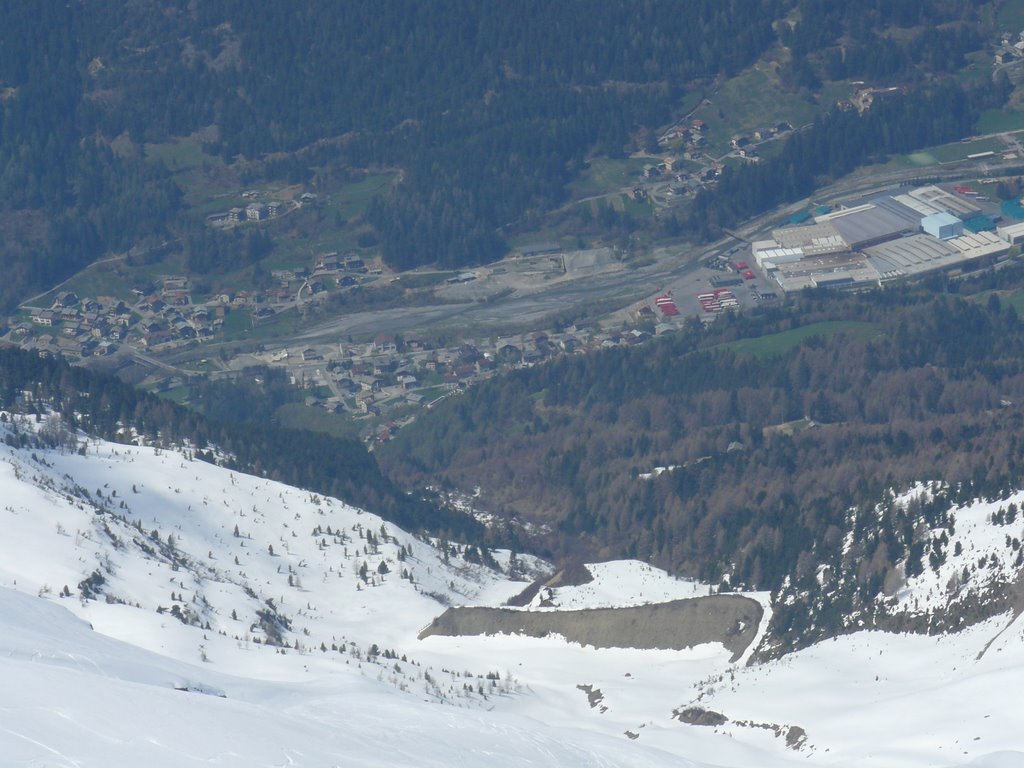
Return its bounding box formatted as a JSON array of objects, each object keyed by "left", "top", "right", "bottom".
[
  {"left": 907, "top": 185, "right": 980, "bottom": 219},
  {"left": 921, "top": 211, "right": 962, "bottom": 229},
  {"left": 826, "top": 204, "right": 918, "bottom": 249}
]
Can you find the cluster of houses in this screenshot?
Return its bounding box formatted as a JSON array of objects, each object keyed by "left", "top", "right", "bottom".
[
  {"left": 276, "top": 317, "right": 671, "bottom": 446},
  {"left": 20, "top": 292, "right": 130, "bottom": 358},
  {"left": 657, "top": 117, "right": 792, "bottom": 162},
  {"left": 835, "top": 85, "right": 905, "bottom": 114},
  {"left": 636, "top": 118, "right": 795, "bottom": 202},
  {"left": 299, "top": 330, "right": 583, "bottom": 417},
  {"left": 658, "top": 117, "right": 710, "bottom": 151},
  {"left": 728, "top": 121, "right": 793, "bottom": 159},
  {"left": 8, "top": 241, "right": 671, "bottom": 447},
  {"left": 10, "top": 243, "right": 385, "bottom": 359},
  {"left": 135, "top": 278, "right": 224, "bottom": 350},
  {"left": 14, "top": 278, "right": 228, "bottom": 357},
  {"left": 269, "top": 252, "right": 371, "bottom": 301},
  {"left": 220, "top": 189, "right": 300, "bottom": 225}
]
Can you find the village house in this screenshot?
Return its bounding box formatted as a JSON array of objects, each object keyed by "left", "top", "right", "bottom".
[
  {"left": 497, "top": 344, "right": 522, "bottom": 364},
  {"left": 317, "top": 253, "right": 341, "bottom": 270},
  {"left": 246, "top": 203, "right": 268, "bottom": 221},
  {"left": 372, "top": 334, "right": 398, "bottom": 354},
  {"left": 54, "top": 292, "right": 79, "bottom": 309}
]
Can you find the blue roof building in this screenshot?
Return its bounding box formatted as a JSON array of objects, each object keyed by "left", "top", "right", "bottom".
[{"left": 921, "top": 212, "right": 962, "bottom": 240}]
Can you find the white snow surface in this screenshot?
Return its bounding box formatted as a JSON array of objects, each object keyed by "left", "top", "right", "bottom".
[
  {"left": 1, "top": 415, "right": 1024, "bottom": 767},
  {"left": 526, "top": 559, "right": 713, "bottom": 609}
]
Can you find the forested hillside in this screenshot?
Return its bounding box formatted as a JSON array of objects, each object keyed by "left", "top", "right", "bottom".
[
  {"left": 379, "top": 269, "right": 1024, "bottom": 619},
  {"left": 0, "top": 1, "right": 1004, "bottom": 310},
  {"left": 0, "top": 0, "right": 785, "bottom": 308}
]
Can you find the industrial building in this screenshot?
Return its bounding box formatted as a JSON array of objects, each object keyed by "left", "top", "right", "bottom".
[
  {"left": 902, "top": 185, "right": 981, "bottom": 219},
  {"left": 997, "top": 221, "right": 1024, "bottom": 245},
  {"left": 864, "top": 232, "right": 1008, "bottom": 282},
  {"left": 814, "top": 200, "right": 919, "bottom": 250},
  {"left": 752, "top": 184, "right": 1013, "bottom": 293},
  {"left": 772, "top": 222, "right": 847, "bottom": 253},
  {"left": 771, "top": 253, "right": 883, "bottom": 292},
  {"left": 921, "top": 212, "right": 963, "bottom": 240}
]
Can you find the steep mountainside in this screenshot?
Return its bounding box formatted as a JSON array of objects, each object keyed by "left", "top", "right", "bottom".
[{"left": 3, "top": 413, "right": 1024, "bottom": 766}]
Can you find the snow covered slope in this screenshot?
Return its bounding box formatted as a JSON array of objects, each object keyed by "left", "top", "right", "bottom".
[
  {"left": 3, "top": 412, "right": 1024, "bottom": 767},
  {"left": 0, "top": 587, "right": 695, "bottom": 768}
]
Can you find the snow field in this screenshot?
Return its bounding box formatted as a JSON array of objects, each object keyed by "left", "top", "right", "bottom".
[{"left": 4, "top": 415, "right": 1024, "bottom": 767}]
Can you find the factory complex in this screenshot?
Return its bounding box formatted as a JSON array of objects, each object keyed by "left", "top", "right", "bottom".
[{"left": 752, "top": 185, "right": 1016, "bottom": 292}]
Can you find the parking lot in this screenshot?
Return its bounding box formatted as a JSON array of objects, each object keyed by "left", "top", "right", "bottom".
[{"left": 642, "top": 252, "right": 779, "bottom": 324}]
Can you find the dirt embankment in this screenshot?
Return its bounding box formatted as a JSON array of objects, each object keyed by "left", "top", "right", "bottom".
[{"left": 418, "top": 595, "right": 762, "bottom": 662}]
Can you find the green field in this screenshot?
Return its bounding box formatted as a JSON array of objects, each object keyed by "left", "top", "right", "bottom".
[
  {"left": 620, "top": 193, "right": 653, "bottom": 219},
  {"left": 390, "top": 272, "right": 454, "bottom": 290},
  {"left": 691, "top": 67, "right": 821, "bottom": 157},
  {"left": 145, "top": 138, "right": 212, "bottom": 171},
  {"left": 969, "top": 287, "right": 1024, "bottom": 315},
  {"left": 216, "top": 306, "right": 306, "bottom": 343},
  {"left": 156, "top": 385, "right": 192, "bottom": 405},
  {"left": 977, "top": 110, "right": 1024, "bottom": 134},
  {"left": 325, "top": 173, "right": 396, "bottom": 221},
  {"left": 956, "top": 50, "right": 996, "bottom": 90},
  {"left": 416, "top": 385, "right": 447, "bottom": 403},
  {"left": 263, "top": 234, "right": 351, "bottom": 272},
  {"left": 999, "top": 0, "right": 1024, "bottom": 33},
  {"left": 906, "top": 152, "right": 938, "bottom": 166},
  {"left": 569, "top": 157, "right": 650, "bottom": 197},
  {"left": 29, "top": 262, "right": 135, "bottom": 308},
  {"left": 929, "top": 136, "right": 1009, "bottom": 163},
  {"left": 718, "top": 320, "right": 880, "bottom": 358},
  {"left": 1001, "top": 289, "right": 1024, "bottom": 315}
]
